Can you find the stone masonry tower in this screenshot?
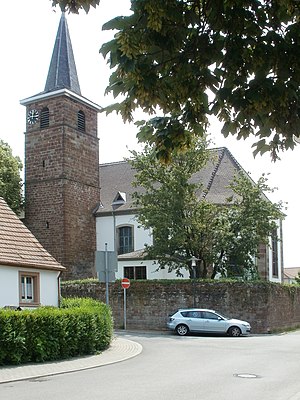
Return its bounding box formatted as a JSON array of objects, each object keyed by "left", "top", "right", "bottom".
[{"left": 20, "top": 13, "right": 101, "bottom": 279}]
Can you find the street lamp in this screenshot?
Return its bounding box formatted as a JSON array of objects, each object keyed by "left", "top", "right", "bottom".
[
  {"left": 190, "top": 256, "right": 198, "bottom": 307},
  {"left": 191, "top": 256, "right": 197, "bottom": 279}
]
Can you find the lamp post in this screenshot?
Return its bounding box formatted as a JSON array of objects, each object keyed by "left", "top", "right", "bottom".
[{"left": 190, "top": 256, "right": 198, "bottom": 307}]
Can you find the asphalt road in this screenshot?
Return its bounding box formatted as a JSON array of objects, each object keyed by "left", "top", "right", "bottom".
[{"left": 1, "top": 330, "right": 300, "bottom": 400}]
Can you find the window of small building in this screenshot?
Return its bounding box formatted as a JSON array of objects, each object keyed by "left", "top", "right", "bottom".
[
  {"left": 40, "top": 107, "right": 49, "bottom": 128},
  {"left": 117, "top": 225, "right": 134, "bottom": 255},
  {"left": 77, "top": 110, "right": 85, "bottom": 132},
  {"left": 19, "top": 271, "right": 40, "bottom": 306},
  {"left": 124, "top": 266, "right": 147, "bottom": 280}
]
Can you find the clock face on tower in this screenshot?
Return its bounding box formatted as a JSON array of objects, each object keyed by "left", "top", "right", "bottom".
[{"left": 27, "top": 109, "right": 39, "bottom": 125}]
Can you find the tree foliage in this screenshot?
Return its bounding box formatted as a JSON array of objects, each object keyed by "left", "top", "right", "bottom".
[
  {"left": 51, "top": 0, "right": 100, "bottom": 14},
  {"left": 0, "top": 140, "right": 23, "bottom": 214},
  {"left": 295, "top": 272, "right": 300, "bottom": 285},
  {"left": 98, "top": 0, "right": 300, "bottom": 162},
  {"left": 129, "top": 141, "right": 284, "bottom": 279}
]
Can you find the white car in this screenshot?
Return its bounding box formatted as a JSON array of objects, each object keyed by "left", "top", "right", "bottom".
[{"left": 167, "top": 308, "right": 251, "bottom": 337}]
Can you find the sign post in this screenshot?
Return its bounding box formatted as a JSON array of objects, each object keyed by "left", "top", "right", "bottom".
[
  {"left": 121, "top": 278, "right": 130, "bottom": 330},
  {"left": 95, "top": 247, "right": 117, "bottom": 306},
  {"left": 105, "top": 243, "right": 109, "bottom": 305}
]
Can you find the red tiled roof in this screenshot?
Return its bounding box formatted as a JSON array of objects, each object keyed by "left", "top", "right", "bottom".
[{"left": 0, "top": 197, "right": 65, "bottom": 271}]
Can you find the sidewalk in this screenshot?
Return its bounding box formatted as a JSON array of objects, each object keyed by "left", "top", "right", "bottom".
[{"left": 0, "top": 336, "right": 142, "bottom": 384}]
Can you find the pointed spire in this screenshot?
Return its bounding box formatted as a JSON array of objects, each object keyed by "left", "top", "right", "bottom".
[{"left": 44, "top": 13, "right": 81, "bottom": 95}]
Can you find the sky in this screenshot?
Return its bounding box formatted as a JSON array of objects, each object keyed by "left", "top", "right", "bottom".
[{"left": 1, "top": 0, "right": 299, "bottom": 269}]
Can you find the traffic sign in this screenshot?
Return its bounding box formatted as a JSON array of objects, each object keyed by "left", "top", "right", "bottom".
[{"left": 121, "top": 278, "right": 130, "bottom": 289}]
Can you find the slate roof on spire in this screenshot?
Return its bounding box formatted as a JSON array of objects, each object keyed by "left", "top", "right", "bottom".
[{"left": 44, "top": 12, "right": 81, "bottom": 95}]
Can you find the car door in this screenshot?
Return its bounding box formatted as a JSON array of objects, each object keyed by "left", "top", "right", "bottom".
[
  {"left": 201, "top": 311, "right": 227, "bottom": 333},
  {"left": 184, "top": 311, "right": 204, "bottom": 332}
]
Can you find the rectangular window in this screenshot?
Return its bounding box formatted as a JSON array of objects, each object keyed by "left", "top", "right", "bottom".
[
  {"left": 19, "top": 272, "right": 40, "bottom": 306},
  {"left": 272, "top": 232, "right": 279, "bottom": 277},
  {"left": 124, "top": 266, "right": 147, "bottom": 280}
]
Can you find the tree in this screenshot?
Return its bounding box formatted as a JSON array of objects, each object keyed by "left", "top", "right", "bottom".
[
  {"left": 295, "top": 272, "right": 300, "bottom": 285},
  {"left": 0, "top": 140, "right": 24, "bottom": 214},
  {"left": 52, "top": 0, "right": 299, "bottom": 162},
  {"left": 129, "top": 141, "right": 284, "bottom": 279},
  {"left": 215, "top": 173, "right": 284, "bottom": 278},
  {"left": 51, "top": 0, "right": 100, "bottom": 13},
  {"left": 100, "top": 0, "right": 300, "bottom": 162}
]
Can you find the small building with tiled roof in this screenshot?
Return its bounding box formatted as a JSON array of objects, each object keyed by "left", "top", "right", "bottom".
[
  {"left": 95, "top": 147, "right": 284, "bottom": 282},
  {"left": 0, "top": 197, "right": 65, "bottom": 308}
]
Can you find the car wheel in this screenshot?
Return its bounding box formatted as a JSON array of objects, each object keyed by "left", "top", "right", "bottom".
[
  {"left": 228, "top": 326, "right": 242, "bottom": 337},
  {"left": 176, "top": 324, "right": 189, "bottom": 336}
]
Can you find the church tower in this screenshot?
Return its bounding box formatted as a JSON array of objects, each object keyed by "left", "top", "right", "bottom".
[{"left": 20, "top": 13, "right": 101, "bottom": 279}]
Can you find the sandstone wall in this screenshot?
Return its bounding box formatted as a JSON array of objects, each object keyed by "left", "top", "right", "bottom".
[{"left": 62, "top": 281, "right": 300, "bottom": 334}]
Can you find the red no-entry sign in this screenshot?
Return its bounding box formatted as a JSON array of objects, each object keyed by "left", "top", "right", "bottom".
[
  {"left": 121, "top": 278, "right": 130, "bottom": 330},
  {"left": 121, "top": 278, "right": 130, "bottom": 289}
]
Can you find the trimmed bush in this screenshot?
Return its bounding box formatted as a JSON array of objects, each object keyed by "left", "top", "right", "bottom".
[{"left": 0, "top": 298, "right": 113, "bottom": 365}]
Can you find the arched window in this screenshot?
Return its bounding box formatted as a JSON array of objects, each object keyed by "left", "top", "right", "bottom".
[
  {"left": 40, "top": 107, "right": 49, "bottom": 128},
  {"left": 77, "top": 110, "right": 85, "bottom": 132},
  {"left": 117, "top": 225, "right": 133, "bottom": 255}
]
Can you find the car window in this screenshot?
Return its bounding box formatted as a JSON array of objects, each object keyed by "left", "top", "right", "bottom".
[
  {"left": 180, "top": 311, "right": 188, "bottom": 317},
  {"left": 183, "top": 311, "right": 202, "bottom": 318},
  {"left": 202, "top": 311, "right": 220, "bottom": 320}
]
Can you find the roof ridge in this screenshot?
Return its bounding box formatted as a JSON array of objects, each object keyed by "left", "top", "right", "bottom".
[
  {"left": 100, "top": 160, "right": 128, "bottom": 167},
  {"left": 203, "top": 147, "right": 226, "bottom": 198},
  {"left": 221, "top": 147, "right": 243, "bottom": 172}
]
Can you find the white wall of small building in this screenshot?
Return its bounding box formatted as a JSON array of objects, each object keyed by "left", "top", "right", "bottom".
[
  {"left": 0, "top": 265, "right": 61, "bottom": 308},
  {"left": 0, "top": 266, "right": 18, "bottom": 307},
  {"left": 39, "top": 269, "right": 61, "bottom": 306}
]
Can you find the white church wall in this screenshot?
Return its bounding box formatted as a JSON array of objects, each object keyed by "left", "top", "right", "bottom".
[
  {"left": 96, "top": 213, "right": 152, "bottom": 253},
  {"left": 96, "top": 213, "right": 190, "bottom": 280},
  {"left": 117, "top": 259, "right": 190, "bottom": 280}
]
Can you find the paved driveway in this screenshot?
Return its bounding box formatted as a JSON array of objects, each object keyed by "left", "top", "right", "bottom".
[{"left": 1, "top": 330, "right": 300, "bottom": 400}]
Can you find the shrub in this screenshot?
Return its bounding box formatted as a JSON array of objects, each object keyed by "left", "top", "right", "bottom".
[{"left": 0, "top": 298, "right": 113, "bottom": 365}]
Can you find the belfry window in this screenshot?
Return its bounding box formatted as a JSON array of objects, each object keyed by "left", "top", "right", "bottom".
[
  {"left": 40, "top": 107, "right": 49, "bottom": 128},
  {"left": 78, "top": 110, "right": 85, "bottom": 132}
]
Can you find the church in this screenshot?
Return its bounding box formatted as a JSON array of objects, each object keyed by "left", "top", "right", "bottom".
[{"left": 20, "top": 13, "right": 284, "bottom": 283}]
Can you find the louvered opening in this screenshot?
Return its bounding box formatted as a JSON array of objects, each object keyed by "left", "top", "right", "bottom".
[
  {"left": 78, "top": 110, "right": 85, "bottom": 132},
  {"left": 40, "top": 107, "right": 49, "bottom": 128}
]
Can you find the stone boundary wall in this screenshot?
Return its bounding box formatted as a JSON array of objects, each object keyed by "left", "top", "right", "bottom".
[{"left": 61, "top": 281, "right": 300, "bottom": 334}]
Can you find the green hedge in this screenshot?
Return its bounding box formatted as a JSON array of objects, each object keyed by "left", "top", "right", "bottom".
[{"left": 0, "top": 298, "right": 113, "bottom": 365}]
